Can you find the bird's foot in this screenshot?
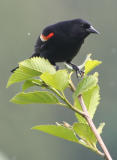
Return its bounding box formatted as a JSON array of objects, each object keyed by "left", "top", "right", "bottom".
[{"left": 68, "top": 63, "right": 84, "bottom": 78}]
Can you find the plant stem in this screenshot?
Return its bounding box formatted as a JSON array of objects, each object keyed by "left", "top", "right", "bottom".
[
  {"left": 50, "top": 87, "right": 86, "bottom": 117},
  {"left": 69, "top": 80, "right": 112, "bottom": 160},
  {"left": 51, "top": 81, "right": 112, "bottom": 159},
  {"left": 78, "top": 95, "right": 112, "bottom": 160},
  {"left": 69, "top": 79, "right": 76, "bottom": 92}
]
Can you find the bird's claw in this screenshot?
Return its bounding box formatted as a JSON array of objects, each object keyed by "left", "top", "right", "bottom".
[
  {"left": 75, "top": 69, "right": 84, "bottom": 79},
  {"left": 69, "top": 63, "right": 84, "bottom": 78},
  {"left": 78, "top": 70, "right": 84, "bottom": 77}
]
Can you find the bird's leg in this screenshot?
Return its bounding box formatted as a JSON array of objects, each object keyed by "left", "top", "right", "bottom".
[
  {"left": 55, "top": 64, "right": 59, "bottom": 71},
  {"left": 68, "top": 62, "right": 84, "bottom": 78}
]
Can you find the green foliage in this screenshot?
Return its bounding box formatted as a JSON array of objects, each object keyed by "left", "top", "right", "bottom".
[
  {"left": 7, "top": 66, "right": 41, "bottom": 88},
  {"left": 32, "top": 125, "right": 79, "bottom": 143},
  {"left": 22, "top": 79, "right": 44, "bottom": 91},
  {"left": 77, "top": 54, "right": 101, "bottom": 73},
  {"left": 22, "top": 79, "right": 37, "bottom": 91},
  {"left": 11, "top": 91, "right": 60, "bottom": 104},
  {"left": 19, "top": 57, "right": 56, "bottom": 74},
  {"left": 85, "top": 59, "right": 102, "bottom": 75},
  {"left": 97, "top": 123, "right": 105, "bottom": 134},
  {"left": 40, "top": 70, "right": 69, "bottom": 91},
  {"left": 74, "top": 73, "right": 98, "bottom": 97},
  {"left": 7, "top": 55, "right": 105, "bottom": 157},
  {"left": 73, "top": 122, "right": 97, "bottom": 146},
  {"left": 75, "top": 85, "right": 100, "bottom": 123},
  {"left": 7, "top": 57, "right": 56, "bottom": 87}
]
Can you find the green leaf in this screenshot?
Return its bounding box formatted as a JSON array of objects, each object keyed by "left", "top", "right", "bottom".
[
  {"left": 73, "top": 123, "right": 97, "bottom": 146},
  {"left": 78, "top": 53, "right": 92, "bottom": 70},
  {"left": 97, "top": 122, "right": 105, "bottom": 135},
  {"left": 10, "top": 91, "right": 60, "bottom": 104},
  {"left": 7, "top": 66, "right": 41, "bottom": 88},
  {"left": 85, "top": 60, "right": 102, "bottom": 75},
  {"left": 22, "top": 79, "right": 36, "bottom": 91},
  {"left": 7, "top": 57, "right": 56, "bottom": 87},
  {"left": 74, "top": 72, "right": 98, "bottom": 97},
  {"left": 40, "top": 70, "right": 69, "bottom": 91},
  {"left": 20, "top": 57, "right": 56, "bottom": 74},
  {"left": 75, "top": 85, "right": 100, "bottom": 123},
  {"left": 22, "top": 79, "right": 43, "bottom": 91},
  {"left": 87, "top": 85, "right": 100, "bottom": 118},
  {"left": 32, "top": 125, "right": 79, "bottom": 143}
]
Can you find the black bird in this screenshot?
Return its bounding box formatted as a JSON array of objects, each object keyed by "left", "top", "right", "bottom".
[{"left": 11, "top": 19, "right": 99, "bottom": 74}]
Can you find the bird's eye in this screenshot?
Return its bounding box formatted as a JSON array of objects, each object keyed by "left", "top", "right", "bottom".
[
  {"left": 83, "top": 23, "right": 90, "bottom": 29},
  {"left": 81, "top": 23, "right": 90, "bottom": 29}
]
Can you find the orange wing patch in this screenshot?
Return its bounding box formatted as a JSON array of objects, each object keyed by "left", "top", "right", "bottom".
[{"left": 40, "top": 32, "right": 54, "bottom": 42}]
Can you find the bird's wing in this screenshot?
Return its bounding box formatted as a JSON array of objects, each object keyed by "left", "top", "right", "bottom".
[{"left": 32, "top": 31, "right": 55, "bottom": 57}]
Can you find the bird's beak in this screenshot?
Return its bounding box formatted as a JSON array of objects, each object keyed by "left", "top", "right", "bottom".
[{"left": 87, "top": 25, "right": 100, "bottom": 34}]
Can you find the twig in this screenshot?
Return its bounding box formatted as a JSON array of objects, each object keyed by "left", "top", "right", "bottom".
[
  {"left": 78, "top": 95, "right": 112, "bottom": 160},
  {"left": 69, "top": 79, "right": 76, "bottom": 92},
  {"left": 49, "top": 86, "right": 87, "bottom": 117},
  {"left": 69, "top": 81, "right": 112, "bottom": 160}
]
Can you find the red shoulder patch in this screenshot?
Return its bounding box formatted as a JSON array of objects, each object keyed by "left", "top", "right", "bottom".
[{"left": 40, "top": 32, "right": 54, "bottom": 42}]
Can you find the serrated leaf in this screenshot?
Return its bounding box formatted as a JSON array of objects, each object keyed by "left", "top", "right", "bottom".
[
  {"left": 85, "top": 60, "right": 102, "bottom": 75},
  {"left": 7, "top": 57, "right": 56, "bottom": 87},
  {"left": 97, "top": 123, "right": 105, "bottom": 135},
  {"left": 40, "top": 70, "right": 69, "bottom": 91},
  {"left": 74, "top": 73, "right": 98, "bottom": 97},
  {"left": 75, "top": 85, "right": 100, "bottom": 123},
  {"left": 10, "top": 91, "right": 60, "bottom": 104},
  {"left": 73, "top": 123, "right": 97, "bottom": 145},
  {"left": 22, "top": 79, "right": 43, "bottom": 91},
  {"left": 7, "top": 66, "right": 41, "bottom": 88},
  {"left": 20, "top": 57, "right": 56, "bottom": 74},
  {"left": 32, "top": 125, "right": 79, "bottom": 143}
]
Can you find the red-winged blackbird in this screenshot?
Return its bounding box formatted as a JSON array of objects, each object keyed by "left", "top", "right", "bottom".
[{"left": 11, "top": 19, "right": 99, "bottom": 73}]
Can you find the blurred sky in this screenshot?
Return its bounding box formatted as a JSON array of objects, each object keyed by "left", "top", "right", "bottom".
[{"left": 0, "top": 0, "right": 117, "bottom": 159}]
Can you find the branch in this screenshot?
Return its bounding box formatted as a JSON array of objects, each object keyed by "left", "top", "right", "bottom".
[
  {"left": 69, "top": 79, "right": 76, "bottom": 92},
  {"left": 50, "top": 86, "right": 86, "bottom": 117},
  {"left": 78, "top": 95, "right": 112, "bottom": 160},
  {"left": 69, "top": 81, "right": 112, "bottom": 160}
]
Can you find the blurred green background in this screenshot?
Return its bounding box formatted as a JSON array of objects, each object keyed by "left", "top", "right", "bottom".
[{"left": 0, "top": 0, "right": 117, "bottom": 159}]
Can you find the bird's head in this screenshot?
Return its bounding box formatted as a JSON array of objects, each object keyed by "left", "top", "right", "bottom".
[{"left": 70, "top": 19, "right": 100, "bottom": 39}]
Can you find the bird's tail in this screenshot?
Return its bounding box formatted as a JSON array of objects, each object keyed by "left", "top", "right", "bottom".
[
  {"left": 11, "top": 66, "right": 19, "bottom": 72},
  {"left": 11, "top": 52, "right": 39, "bottom": 73}
]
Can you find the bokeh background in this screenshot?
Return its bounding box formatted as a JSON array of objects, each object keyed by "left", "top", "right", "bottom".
[{"left": 0, "top": 0, "right": 117, "bottom": 159}]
